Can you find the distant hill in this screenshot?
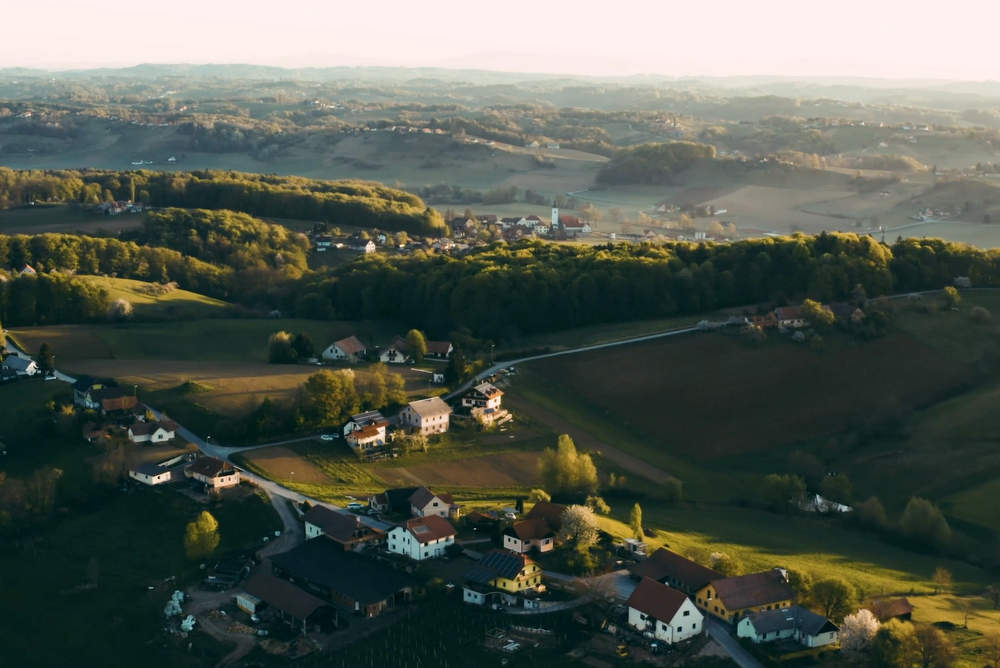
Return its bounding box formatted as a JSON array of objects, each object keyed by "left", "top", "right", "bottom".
[{"left": 596, "top": 141, "right": 718, "bottom": 186}]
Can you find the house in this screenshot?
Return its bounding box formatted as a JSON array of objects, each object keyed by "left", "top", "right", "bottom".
[
  {"left": 503, "top": 518, "right": 556, "bottom": 554},
  {"left": 128, "top": 462, "right": 174, "bottom": 486},
  {"left": 352, "top": 239, "right": 377, "bottom": 254},
  {"left": 185, "top": 456, "right": 240, "bottom": 491},
  {"left": 560, "top": 217, "right": 592, "bottom": 237},
  {"left": 695, "top": 569, "right": 795, "bottom": 623},
  {"left": 461, "top": 382, "right": 509, "bottom": 425},
  {"left": 398, "top": 397, "right": 452, "bottom": 435},
  {"left": 627, "top": 577, "right": 704, "bottom": 645},
  {"left": 737, "top": 606, "right": 839, "bottom": 648},
  {"left": 128, "top": 419, "right": 178, "bottom": 444},
  {"left": 630, "top": 548, "right": 723, "bottom": 596},
  {"left": 867, "top": 597, "right": 914, "bottom": 622},
  {"left": 409, "top": 486, "right": 460, "bottom": 519},
  {"left": 369, "top": 487, "right": 419, "bottom": 514},
  {"left": 774, "top": 306, "right": 806, "bottom": 329},
  {"left": 270, "top": 537, "right": 415, "bottom": 617},
  {"left": 425, "top": 340, "right": 453, "bottom": 360},
  {"left": 73, "top": 378, "right": 139, "bottom": 413},
  {"left": 379, "top": 336, "right": 410, "bottom": 364},
  {"left": 2, "top": 355, "right": 39, "bottom": 377},
  {"left": 241, "top": 572, "right": 337, "bottom": 635},
  {"left": 523, "top": 501, "right": 566, "bottom": 529},
  {"left": 343, "top": 411, "right": 388, "bottom": 456},
  {"left": 19, "top": 264, "right": 37, "bottom": 276},
  {"left": 321, "top": 336, "right": 366, "bottom": 362},
  {"left": 303, "top": 505, "right": 380, "bottom": 550},
  {"left": 387, "top": 515, "right": 457, "bottom": 560},
  {"left": 464, "top": 549, "right": 544, "bottom": 601}
]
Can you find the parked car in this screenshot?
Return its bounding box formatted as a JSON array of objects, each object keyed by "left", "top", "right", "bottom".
[
  {"left": 320, "top": 433, "right": 338, "bottom": 441},
  {"left": 346, "top": 502, "right": 364, "bottom": 511}
]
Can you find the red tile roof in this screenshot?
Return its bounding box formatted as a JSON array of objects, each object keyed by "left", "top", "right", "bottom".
[
  {"left": 405, "top": 515, "right": 456, "bottom": 544},
  {"left": 426, "top": 340, "right": 452, "bottom": 355},
  {"left": 334, "top": 335, "right": 366, "bottom": 356},
  {"left": 186, "top": 456, "right": 232, "bottom": 478},
  {"left": 627, "top": 577, "right": 689, "bottom": 622},
  {"left": 710, "top": 570, "right": 794, "bottom": 610}
]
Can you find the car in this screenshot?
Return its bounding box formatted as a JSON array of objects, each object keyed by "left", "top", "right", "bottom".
[
  {"left": 320, "top": 433, "right": 338, "bottom": 441},
  {"left": 346, "top": 502, "right": 364, "bottom": 511},
  {"left": 366, "top": 507, "right": 380, "bottom": 516}
]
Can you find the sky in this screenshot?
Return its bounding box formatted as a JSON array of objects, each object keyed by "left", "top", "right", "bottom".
[{"left": 2, "top": 0, "right": 1000, "bottom": 80}]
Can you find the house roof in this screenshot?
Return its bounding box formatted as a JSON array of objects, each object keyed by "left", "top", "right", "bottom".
[
  {"left": 744, "top": 606, "right": 837, "bottom": 637},
  {"left": 243, "top": 572, "right": 329, "bottom": 621},
  {"left": 403, "top": 515, "right": 456, "bottom": 544},
  {"left": 867, "top": 597, "right": 914, "bottom": 620},
  {"left": 524, "top": 502, "right": 566, "bottom": 529},
  {"left": 271, "top": 537, "right": 415, "bottom": 605},
  {"left": 132, "top": 462, "right": 170, "bottom": 477},
  {"left": 333, "top": 336, "right": 365, "bottom": 355},
  {"left": 350, "top": 410, "right": 386, "bottom": 426},
  {"left": 350, "top": 423, "right": 385, "bottom": 441},
  {"left": 130, "top": 422, "right": 155, "bottom": 436},
  {"left": 775, "top": 306, "right": 803, "bottom": 320},
  {"left": 471, "top": 382, "right": 503, "bottom": 399},
  {"left": 710, "top": 570, "right": 795, "bottom": 611},
  {"left": 409, "top": 486, "right": 454, "bottom": 509},
  {"left": 387, "top": 336, "right": 410, "bottom": 353},
  {"left": 630, "top": 548, "right": 722, "bottom": 592},
  {"left": 466, "top": 549, "right": 534, "bottom": 583},
  {"left": 303, "top": 506, "right": 368, "bottom": 543},
  {"left": 505, "top": 518, "right": 554, "bottom": 541},
  {"left": 2, "top": 356, "right": 35, "bottom": 371},
  {"left": 375, "top": 486, "right": 419, "bottom": 510},
  {"left": 426, "top": 340, "right": 452, "bottom": 355},
  {"left": 626, "top": 577, "right": 690, "bottom": 622},
  {"left": 560, "top": 215, "right": 583, "bottom": 227},
  {"left": 405, "top": 396, "right": 452, "bottom": 419},
  {"left": 186, "top": 456, "right": 232, "bottom": 479}
]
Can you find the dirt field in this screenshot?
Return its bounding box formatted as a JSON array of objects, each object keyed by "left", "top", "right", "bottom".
[
  {"left": 522, "top": 330, "right": 970, "bottom": 460},
  {"left": 240, "top": 446, "right": 332, "bottom": 485},
  {"left": 373, "top": 451, "right": 540, "bottom": 488}
]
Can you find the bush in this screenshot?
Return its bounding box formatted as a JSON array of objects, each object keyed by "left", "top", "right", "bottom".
[{"left": 970, "top": 305, "right": 992, "bottom": 322}]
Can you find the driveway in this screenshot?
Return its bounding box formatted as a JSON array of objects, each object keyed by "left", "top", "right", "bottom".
[{"left": 704, "top": 617, "right": 764, "bottom": 668}]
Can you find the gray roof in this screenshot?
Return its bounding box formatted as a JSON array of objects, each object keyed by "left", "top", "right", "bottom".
[
  {"left": 466, "top": 549, "right": 532, "bottom": 581},
  {"left": 406, "top": 396, "right": 452, "bottom": 418},
  {"left": 2, "top": 356, "right": 35, "bottom": 371},
  {"left": 744, "top": 606, "right": 838, "bottom": 637}
]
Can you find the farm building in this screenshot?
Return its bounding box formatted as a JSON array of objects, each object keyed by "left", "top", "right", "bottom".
[
  {"left": 866, "top": 597, "right": 914, "bottom": 622},
  {"left": 321, "top": 336, "right": 366, "bottom": 362},
  {"left": 695, "top": 569, "right": 795, "bottom": 623},
  {"left": 127, "top": 419, "right": 178, "bottom": 444},
  {"left": 398, "top": 397, "right": 452, "bottom": 435},
  {"left": 303, "top": 505, "right": 381, "bottom": 550},
  {"left": 128, "top": 462, "right": 174, "bottom": 486},
  {"left": 409, "top": 487, "right": 460, "bottom": 519},
  {"left": 774, "top": 306, "right": 806, "bottom": 329},
  {"left": 464, "top": 549, "right": 543, "bottom": 596},
  {"left": 241, "top": 572, "right": 337, "bottom": 635},
  {"left": 627, "top": 577, "right": 704, "bottom": 645},
  {"left": 368, "top": 486, "right": 419, "bottom": 514},
  {"left": 630, "top": 548, "right": 723, "bottom": 596},
  {"left": 387, "top": 515, "right": 456, "bottom": 560},
  {"left": 523, "top": 501, "right": 566, "bottom": 528},
  {"left": 185, "top": 456, "right": 239, "bottom": 491},
  {"left": 503, "top": 518, "right": 556, "bottom": 554},
  {"left": 737, "top": 606, "right": 838, "bottom": 647},
  {"left": 270, "top": 538, "right": 415, "bottom": 617},
  {"left": 379, "top": 336, "right": 410, "bottom": 364},
  {"left": 425, "top": 340, "right": 453, "bottom": 359}
]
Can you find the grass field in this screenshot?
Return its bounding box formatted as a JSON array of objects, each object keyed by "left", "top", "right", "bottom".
[
  {"left": 0, "top": 203, "right": 145, "bottom": 235},
  {"left": 78, "top": 275, "right": 232, "bottom": 319}
]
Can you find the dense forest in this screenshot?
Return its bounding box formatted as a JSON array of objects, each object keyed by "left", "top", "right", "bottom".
[
  {"left": 596, "top": 141, "right": 718, "bottom": 185},
  {"left": 0, "top": 168, "right": 446, "bottom": 236}
]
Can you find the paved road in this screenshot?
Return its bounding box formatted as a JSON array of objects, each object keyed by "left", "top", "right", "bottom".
[{"left": 705, "top": 617, "right": 764, "bottom": 668}]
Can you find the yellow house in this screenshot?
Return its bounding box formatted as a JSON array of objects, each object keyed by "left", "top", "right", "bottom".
[
  {"left": 465, "top": 549, "right": 543, "bottom": 593},
  {"left": 695, "top": 570, "right": 794, "bottom": 623}
]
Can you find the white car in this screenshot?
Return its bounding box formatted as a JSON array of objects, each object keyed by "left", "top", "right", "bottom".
[
  {"left": 346, "top": 502, "right": 364, "bottom": 512},
  {"left": 320, "top": 433, "right": 338, "bottom": 441}
]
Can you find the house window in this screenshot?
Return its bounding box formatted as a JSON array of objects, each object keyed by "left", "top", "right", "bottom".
[{"left": 683, "top": 610, "right": 690, "bottom": 616}]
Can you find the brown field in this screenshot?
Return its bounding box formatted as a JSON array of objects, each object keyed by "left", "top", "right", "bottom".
[
  {"left": 524, "top": 329, "right": 970, "bottom": 460},
  {"left": 239, "top": 446, "right": 332, "bottom": 485},
  {"left": 373, "top": 451, "right": 540, "bottom": 488}
]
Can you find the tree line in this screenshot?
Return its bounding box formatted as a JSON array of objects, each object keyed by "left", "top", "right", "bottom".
[
  {"left": 0, "top": 168, "right": 446, "bottom": 236},
  {"left": 596, "top": 141, "right": 718, "bottom": 185}
]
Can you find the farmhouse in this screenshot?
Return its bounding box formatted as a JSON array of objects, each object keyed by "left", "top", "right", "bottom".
[
  {"left": 398, "top": 397, "right": 452, "bottom": 435},
  {"left": 502, "top": 518, "right": 556, "bottom": 554},
  {"left": 387, "top": 515, "right": 456, "bottom": 560},
  {"left": 241, "top": 572, "right": 337, "bottom": 635},
  {"left": 425, "top": 340, "right": 453, "bottom": 360},
  {"left": 409, "top": 486, "right": 460, "bottom": 519},
  {"left": 351, "top": 239, "right": 376, "bottom": 254},
  {"left": 774, "top": 306, "right": 806, "bottom": 329},
  {"left": 128, "top": 462, "right": 174, "bottom": 486},
  {"left": 321, "top": 336, "right": 366, "bottom": 362},
  {"left": 379, "top": 336, "right": 410, "bottom": 364},
  {"left": 464, "top": 549, "right": 544, "bottom": 601},
  {"left": 369, "top": 486, "right": 419, "bottom": 514},
  {"left": 523, "top": 501, "right": 566, "bottom": 528},
  {"left": 695, "top": 569, "right": 795, "bottom": 623},
  {"left": 627, "top": 577, "right": 704, "bottom": 645},
  {"left": 737, "top": 606, "right": 838, "bottom": 648},
  {"left": 185, "top": 456, "right": 240, "bottom": 491},
  {"left": 73, "top": 377, "right": 139, "bottom": 413},
  {"left": 303, "top": 506, "right": 380, "bottom": 550},
  {"left": 128, "top": 419, "right": 178, "bottom": 444},
  {"left": 460, "top": 381, "right": 510, "bottom": 425},
  {"left": 630, "top": 548, "right": 723, "bottom": 596},
  {"left": 343, "top": 411, "right": 388, "bottom": 456},
  {"left": 1, "top": 355, "right": 39, "bottom": 376},
  {"left": 270, "top": 537, "right": 415, "bottom": 617},
  {"left": 867, "top": 597, "right": 914, "bottom": 622}
]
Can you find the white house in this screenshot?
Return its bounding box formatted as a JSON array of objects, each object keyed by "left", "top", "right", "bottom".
[
  {"left": 342, "top": 410, "right": 389, "bottom": 456},
  {"left": 398, "top": 397, "right": 452, "bottom": 435},
  {"left": 737, "top": 606, "right": 839, "bottom": 648},
  {"left": 775, "top": 306, "right": 807, "bottom": 329},
  {"left": 425, "top": 341, "right": 453, "bottom": 360},
  {"left": 387, "top": 515, "right": 456, "bottom": 560},
  {"left": 128, "top": 419, "right": 178, "bottom": 444},
  {"left": 409, "top": 487, "right": 459, "bottom": 519},
  {"left": 185, "top": 457, "right": 240, "bottom": 491},
  {"left": 379, "top": 337, "right": 410, "bottom": 364},
  {"left": 2, "top": 355, "right": 39, "bottom": 376},
  {"left": 502, "top": 518, "right": 556, "bottom": 554},
  {"left": 321, "top": 335, "right": 366, "bottom": 362},
  {"left": 128, "top": 462, "right": 174, "bottom": 486},
  {"left": 626, "top": 577, "right": 704, "bottom": 645},
  {"left": 352, "top": 239, "right": 376, "bottom": 254}
]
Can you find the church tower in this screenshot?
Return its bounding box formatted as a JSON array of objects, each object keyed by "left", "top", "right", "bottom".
[{"left": 551, "top": 203, "right": 559, "bottom": 230}]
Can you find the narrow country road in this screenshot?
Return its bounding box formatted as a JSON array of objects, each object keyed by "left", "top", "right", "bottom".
[{"left": 705, "top": 617, "right": 765, "bottom": 668}]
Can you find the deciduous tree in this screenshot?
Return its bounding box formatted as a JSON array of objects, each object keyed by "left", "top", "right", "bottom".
[
  {"left": 900, "top": 497, "right": 951, "bottom": 549},
  {"left": 184, "top": 510, "right": 220, "bottom": 560},
  {"left": 840, "top": 609, "right": 880, "bottom": 652},
  {"left": 812, "top": 577, "right": 856, "bottom": 620},
  {"left": 405, "top": 329, "right": 427, "bottom": 362},
  {"left": 538, "top": 434, "right": 599, "bottom": 496},
  {"left": 629, "top": 502, "right": 643, "bottom": 539},
  {"left": 557, "top": 505, "right": 599, "bottom": 548}
]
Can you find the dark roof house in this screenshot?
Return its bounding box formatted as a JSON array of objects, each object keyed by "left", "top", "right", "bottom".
[
  {"left": 523, "top": 501, "right": 566, "bottom": 529},
  {"left": 626, "top": 577, "right": 690, "bottom": 622},
  {"left": 710, "top": 570, "right": 795, "bottom": 611},
  {"left": 630, "top": 548, "right": 723, "bottom": 595}
]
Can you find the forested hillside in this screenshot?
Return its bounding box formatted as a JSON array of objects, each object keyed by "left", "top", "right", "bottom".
[
  {"left": 596, "top": 141, "right": 717, "bottom": 185},
  {"left": 0, "top": 168, "right": 446, "bottom": 236}
]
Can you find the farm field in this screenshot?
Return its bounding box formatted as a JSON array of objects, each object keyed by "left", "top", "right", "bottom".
[{"left": 0, "top": 203, "right": 144, "bottom": 235}]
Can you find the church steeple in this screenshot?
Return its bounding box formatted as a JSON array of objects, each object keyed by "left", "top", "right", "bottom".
[{"left": 551, "top": 202, "right": 559, "bottom": 230}]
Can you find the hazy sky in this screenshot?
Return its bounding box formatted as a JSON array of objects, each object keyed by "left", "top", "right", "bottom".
[{"left": 3, "top": 0, "right": 999, "bottom": 80}]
